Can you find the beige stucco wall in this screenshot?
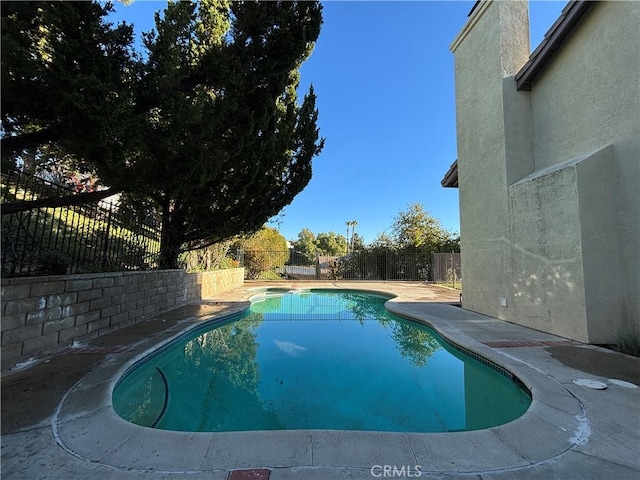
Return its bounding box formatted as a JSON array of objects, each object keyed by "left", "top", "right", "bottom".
[
  {"left": 527, "top": 1, "right": 639, "bottom": 338},
  {"left": 451, "top": 0, "right": 531, "bottom": 323},
  {"left": 451, "top": 0, "right": 639, "bottom": 343}
]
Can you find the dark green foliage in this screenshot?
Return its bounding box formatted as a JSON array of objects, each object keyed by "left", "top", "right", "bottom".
[
  {"left": 1, "top": 1, "right": 135, "bottom": 172},
  {"left": 123, "top": 1, "right": 324, "bottom": 268},
  {"left": 291, "top": 228, "right": 347, "bottom": 261},
  {"left": 2, "top": 1, "right": 324, "bottom": 269}
]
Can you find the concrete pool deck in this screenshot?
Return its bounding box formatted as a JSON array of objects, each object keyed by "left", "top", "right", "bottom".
[{"left": 2, "top": 281, "right": 639, "bottom": 479}]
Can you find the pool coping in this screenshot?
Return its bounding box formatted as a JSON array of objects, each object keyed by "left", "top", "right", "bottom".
[{"left": 53, "top": 286, "right": 586, "bottom": 475}]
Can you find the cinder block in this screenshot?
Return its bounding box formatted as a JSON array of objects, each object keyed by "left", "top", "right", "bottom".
[
  {"left": 1, "top": 283, "right": 31, "bottom": 301},
  {"left": 43, "top": 316, "right": 75, "bottom": 334},
  {"left": 61, "top": 302, "right": 91, "bottom": 317},
  {"left": 122, "top": 283, "right": 140, "bottom": 294},
  {"left": 103, "top": 286, "right": 123, "bottom": 297},
  {"left": 136, "top": 298, "right": 150, "bottom": 309},
  {"left": 113, "top": 276, "right": 132, "bottom": 287},
  {"left": 26, "top": 307, "right": 62, "bottom": 325},
  {"left": 22, "top": 332, "right": 61, "bottom": 355},
  {"left": 109, "top": 312, "right": 129, "bottom": 326},
  {"left": 86, "top": 318, "right": 110, "bottom": 333},
  {"left": 30, "top": 281, "right": 65, "bottom": 297},
  {"left": 125, "top": 291, "right": 144, "bottom": 303},
  {"left": 90, "top": 297, "right": 112, "bottom": 311},
  {"left": 59, "top": 325, "right": 88, "bottom": 342},
  {"left": 128, "top": 308, "right": 144, "bottom": 320},
  {"left": 4, "top": 297, "right": 47, "bottom": 315},
  {"left": 149, "top": 295, "right": 163, "bottom": 306},
  {"left": 144, "top": 288, "right": 157, "bottom": 299},
  {"left": 143, "top": 304, "right": 157, "bottom": 315},
  {"left": 46, "top": 292, "right": 78, "bottom": 308},
  {"left": 75, "top": 310, "right": 100, "bottom": 326},
  {"left": 120, "top": 300, "right": 137, "bottom": 313},
  {"left": 110, "top": 294, "right": 126, "bottom": 306},
  {"left": 2, "top": 324, "right": 43, "bottom": 345},
  {"left": 1, "top": 313, "right": 26, "bottom": 330},
  {"left": 92, "top": 277, "right": 114, "bottom": 289},
  {"left": 100, "top": 305, "right": 121, "bottom": 319},
  {"left": 65, "top": 279, "right": 93, "bottom": 292},
  {"left": 77, "top": 289, "right": 103, "bottom": 302}
]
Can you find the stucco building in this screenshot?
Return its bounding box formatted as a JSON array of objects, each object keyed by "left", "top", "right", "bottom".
[{"left": 443, "top": 0, "right": 639, "bottom": 344}]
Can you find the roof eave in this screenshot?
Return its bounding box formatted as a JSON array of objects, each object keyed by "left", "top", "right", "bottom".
[
  {"left": 515, "top": 1, "right": 594, "bottom": 91},
  {"left": 441, "top": 160, "right": 459, "bottom": 188}
]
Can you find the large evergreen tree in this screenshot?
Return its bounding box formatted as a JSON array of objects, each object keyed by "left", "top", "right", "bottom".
[
  {"left": 2, "top": 1, "right": 325, "bottom": 269},
  {"left": 1, "top": 1, "right": 135, "bottom": 187}
]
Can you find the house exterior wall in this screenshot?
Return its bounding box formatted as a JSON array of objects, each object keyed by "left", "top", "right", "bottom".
[
  {"left": 450, "top": 0, "right": 532, "bottom": 323},
  {"left": 527, "top": 1, "right": 639, "bottom": 338},
  {"left": 450, "top": 0, "right": 639, "bottom": 343}
]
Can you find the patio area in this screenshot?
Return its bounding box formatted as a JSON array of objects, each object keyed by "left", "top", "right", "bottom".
[{"left": 2, "top": 282, "right": 639, "bottom": 479}]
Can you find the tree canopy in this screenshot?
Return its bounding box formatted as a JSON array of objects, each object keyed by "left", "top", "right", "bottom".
[
  {"left": 292, "top": 228, "right": 346, "bottom": 261},
  {"left": 234, "top": 226, "right": 288, "bottom": 279},
  {"left": 1, "top": 1, "right": 136, "bottom": 177},
  {"left": 373, "top": 203, "right": 459, "bottom": 252},
  {"left": 1, "top": 1, "right": 325, "bottom": 268}
]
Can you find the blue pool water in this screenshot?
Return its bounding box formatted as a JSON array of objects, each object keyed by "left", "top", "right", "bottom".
[{"left": 113, "top": 290, "right": 530, "bottom": 432}]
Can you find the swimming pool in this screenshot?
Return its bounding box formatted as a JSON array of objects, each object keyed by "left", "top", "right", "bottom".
[{"left": 113, "top": 289, "right": 530, "bottom": 433}]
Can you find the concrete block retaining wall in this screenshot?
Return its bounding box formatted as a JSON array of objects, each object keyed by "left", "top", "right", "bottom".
[{"left": 1, "top": 268, "right": 244, "bottom": 371}]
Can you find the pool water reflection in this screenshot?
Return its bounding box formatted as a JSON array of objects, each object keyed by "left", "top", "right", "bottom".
[{"left": 113, "top": 290, "right": 531, "bottom": 432}]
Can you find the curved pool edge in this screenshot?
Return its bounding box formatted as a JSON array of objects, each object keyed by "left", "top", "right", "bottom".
[{"left": 54, "top": 285, "right": 586, "bottom": 474}]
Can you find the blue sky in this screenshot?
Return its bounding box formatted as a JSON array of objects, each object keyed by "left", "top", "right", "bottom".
[{"left": 108, "top": 0, "right": 567, "bottom": 243}]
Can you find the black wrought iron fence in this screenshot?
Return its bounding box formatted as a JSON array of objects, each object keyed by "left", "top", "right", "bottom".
[
  {"left": 1, "top": 170, "right": 161, "bottom": 277},
  {"left": 237, "top": 249, "right": 443, "bottom": 281},
  {"left": 430, "top": 252, "right": 462, "bottom": 287}
]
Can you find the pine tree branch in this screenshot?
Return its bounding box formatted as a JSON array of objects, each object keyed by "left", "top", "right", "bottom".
[{"left": 1, "top": 188, "right": 119, "bottom": 214}]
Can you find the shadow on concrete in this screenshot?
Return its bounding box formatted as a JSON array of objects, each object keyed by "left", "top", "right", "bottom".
[{"left": 546, "top": 345, "right": 640, "bottom": 385}]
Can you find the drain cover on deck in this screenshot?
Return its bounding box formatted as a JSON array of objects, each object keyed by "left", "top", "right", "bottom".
[
  {"left": 228, "top": 469, "right": 270, "bottom": 480},
  {"left": 572, "top": 379, "right": 607, "bottom": 389}
]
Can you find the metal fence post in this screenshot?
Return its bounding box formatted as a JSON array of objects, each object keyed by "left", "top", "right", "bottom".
[
  {"left": 101, "top": 202, "right": 113, "bottom": 270},
  {"left": 315, "top": 252, "right": 321, "bottom": 280}
]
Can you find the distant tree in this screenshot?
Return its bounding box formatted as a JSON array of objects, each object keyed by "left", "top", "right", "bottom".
[
  {"left": 350, "top": 232, "right": 365, "bottom": 252},
  {"left": 2, "top": 1, "right": 325, "bottom": 270},
  {"left": 235, "top": 227, "right": 288, "bottom": 279},
  {"left": 292, "top": 228, "right": 317, "bottom": 263},
  {"left": 391, "top": 203, "right": 457, "bottom": 253},
  {"left": 316, "top": 231, "right": 347, "bottom": 256},
  {"left": 370, "top": 232, "right": 396, "bottom": 249}
]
